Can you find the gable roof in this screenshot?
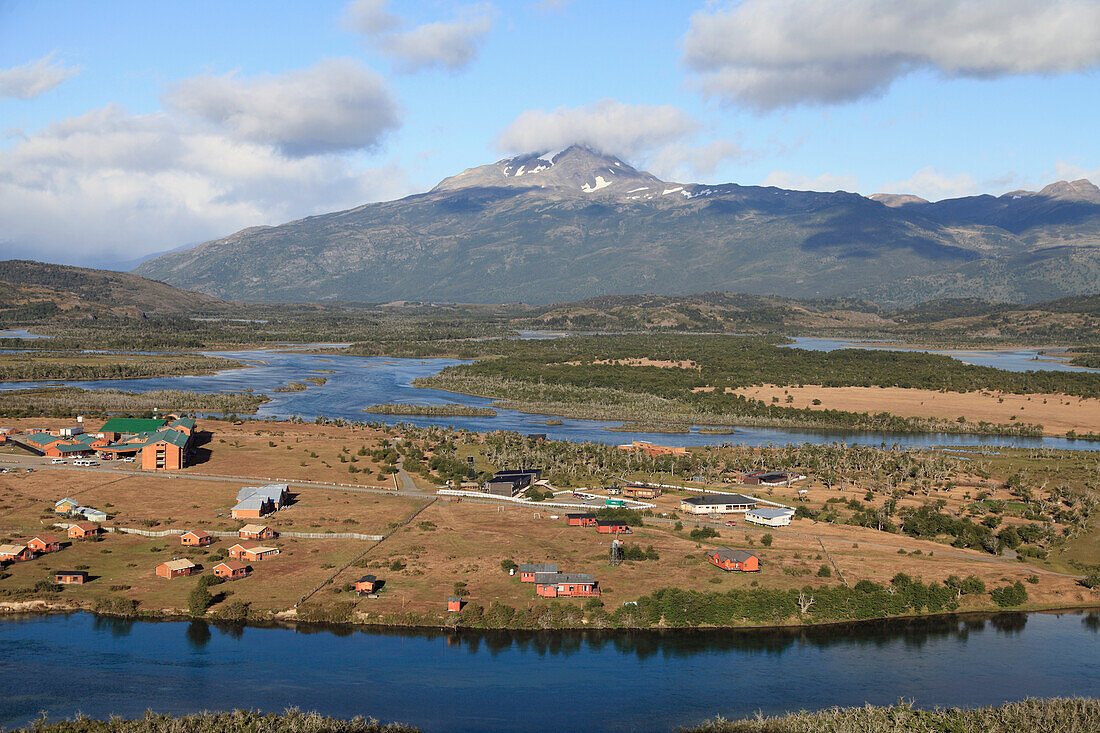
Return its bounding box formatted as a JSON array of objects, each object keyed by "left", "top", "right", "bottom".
[
  {"left": 356, "top": 574, "right": 378, "bottom": 584},
  {"left": 30, "top": 534, "right": 58, "bottom": 543},
  {"left": 70, "top": 521, "right": 99, "bottom": 531},
  {"left": 182, "top": 530, "right": 210, "bottom": 539},
  {"left": 239, "top": 523, "right": 270, "bottom": 534},
  {"left": 55, "top": 497, "right": 79, "bottom": 507},
  {"left": 681, "top": 493, "right": 758, "bottom": 506},
  {"left": 55, "top": 570, "right": 88, "bottom": 578},
  {"left": 160, "top": 559, "right": 196, "bottom": 571},
  {"left": 0, "top": 543, "right": 28, "bottom": 555},
  {"left": 100, "top": 418, "right": 168, "bottom": 434},
  {"left": 747, "top": 507, "right": 795, "bottom": 519},
  {"left": 519, "top": 563, "right": 558, "bottom": 574},
  {"left": 233, "top": 497, "right": 270, "bottom": 512},
  {"left": 168, "top": 417, "right": 196, "bottom": 430},
  {"left": 215, "top": 560, "right": 249, "bottom": 572},
  {"left": 23, "top": 432, "right": 63, "bottom": 447},
  {"left": 534, "top": 572, "right": 595, "bottom": 585},
  {"left": 710, "top": 547, "right": 758, "bottom": 563},
  {"left": 145, "top": 429, "right": 189, "bottom": 448},
  {"left": 566, "top": 512, "right": 596, "bottom": 519},
  {"left": 237, "top": 484, "right": 287, "bottom": 503}
]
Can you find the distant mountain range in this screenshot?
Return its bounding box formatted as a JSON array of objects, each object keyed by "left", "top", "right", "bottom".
[{"left": 134, "top": 146, "right": 1100, "bottom": 305}]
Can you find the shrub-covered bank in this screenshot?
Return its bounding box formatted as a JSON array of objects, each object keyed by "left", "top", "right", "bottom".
[
  {"left": 683, "top": 698, "right": 1100, "bottom": 733},
  {"left": 9, "top": 699, "right": 1100, "bottom": 733},
  {"left": 6, "top": 709, "right": 417, "bottom": 733}
]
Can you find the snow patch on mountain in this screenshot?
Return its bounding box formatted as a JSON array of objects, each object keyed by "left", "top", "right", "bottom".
[{"left": 582, "top": 176, "right": 613, "bottom": 193}]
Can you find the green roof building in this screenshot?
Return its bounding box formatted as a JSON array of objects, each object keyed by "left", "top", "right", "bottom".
[{"left": 99, "top": 418, "right": 169, "bottom": 436}]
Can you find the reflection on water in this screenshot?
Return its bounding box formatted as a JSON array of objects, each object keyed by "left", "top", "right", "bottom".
[{"left": 1, "top": 610, "right": 1098, "bottom": 733}]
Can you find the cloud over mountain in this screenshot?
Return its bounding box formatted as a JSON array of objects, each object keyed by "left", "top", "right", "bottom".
[
  {"left": 684, "top": 0, "right": 1100, "bottom": 110},
  {"left": 495, "top": 99, "right": 699, "bottom": 161}
]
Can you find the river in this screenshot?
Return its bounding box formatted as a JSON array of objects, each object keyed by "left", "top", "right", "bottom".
[
  {"left": 0, "top": 348, "right": 1097, "bottom": 451},
  {"left": 1, "top": 611, "right": 1098, "bottom": 731}
]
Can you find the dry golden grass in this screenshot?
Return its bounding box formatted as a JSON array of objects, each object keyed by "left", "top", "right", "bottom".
[{"left": 733, "top": 384, "right": 1100, "bottom": 435}]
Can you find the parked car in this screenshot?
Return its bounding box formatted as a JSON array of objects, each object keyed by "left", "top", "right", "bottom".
[
  {"left": 51, "top": 458, "right": 66, "bottom": 464},
  {"left": 725, "top": 520, "right": 737, "bottom": 526},
  {"left": 121, "top": 456, "right": 135, "bottom": 463}
]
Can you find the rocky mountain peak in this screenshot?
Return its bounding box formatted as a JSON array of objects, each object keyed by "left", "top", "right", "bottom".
[
  {"left": 431, "top": 144, "right": 665, "bottom": 195},
  {"left": 1038, "top": 178, "right": 1100, "bottom": 203}
]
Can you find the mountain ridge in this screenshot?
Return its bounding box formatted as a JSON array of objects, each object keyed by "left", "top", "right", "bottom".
[{"left": 135, "top": 147, "right": 1100, "bottom": 306}]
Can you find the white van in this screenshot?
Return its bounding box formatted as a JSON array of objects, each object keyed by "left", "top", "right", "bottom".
[
  {"left": 51, "top": 458, "right": 66, "bottom": 464},
  {"left": 73, "top": 458, "right": 99, "bottom": 467}
]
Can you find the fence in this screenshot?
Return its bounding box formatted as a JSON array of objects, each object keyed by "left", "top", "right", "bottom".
[{"left": 435, "top": 489, "right": 656, "bottom": 510}]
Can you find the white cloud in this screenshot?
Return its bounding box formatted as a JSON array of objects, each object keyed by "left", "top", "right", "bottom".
[
  {"left": 645, "top": 140, "right": 752, "bottom": 182},
  {"left": 341, "top": 0, "right": 401, "bottom": 34},
  {"left": 762, "top": 170, "right": 860, "bottom": 192},
  {"left": 684, "top": 0, "right": 1100, "bottom": 110},
  {"left": 495, "top": 99, "right": 700, "bottom": 160},
  {"left": 343, "top": 1, "right": 493, "bottom": 73},
  {"left": 0, "top": 53, "right": 80, "bottom": 100},
  {"left": 879, "top": 167, "right": 980, "bottom": 201},
  {"left": 162, "top": 58, "right": 400, "bottom": 156},
  {"left": 0, "top": 104, "right": 411, "bottom": 266},
  {"left": 1054, "top": 160, "right": 1100, "bottom": 183}
]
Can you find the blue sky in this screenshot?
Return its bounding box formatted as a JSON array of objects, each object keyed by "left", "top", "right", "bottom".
[{"left": 1, "top": 0, "right": 1099, "bottom": 266}]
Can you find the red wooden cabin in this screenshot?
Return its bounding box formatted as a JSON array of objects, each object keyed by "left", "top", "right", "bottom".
[{"left": 706, "top": 547, "right": 760, "bottom": 572}]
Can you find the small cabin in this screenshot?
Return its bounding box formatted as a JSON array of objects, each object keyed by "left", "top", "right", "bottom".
[
  {"left": 155, "top": 558, "right": 198, "bottom": 579},
  {"left": 181, "top": 530, "right": 212, "bottom": 547},
  {"left": 228, "top": 543, "right": 279, "bottom": 561},
  {"left": 622, "top": 484, "right": 662, "bottom": 499},
  {"left": 68, "top": 522, "right": 103, "bottom": 540},
  {"left": 447, "top": 596, "right": 464, "bottom": 612},
  {"left": 55, "top": 570, "right": 88, "bottom": 585},
  {"left": 27, "top": 534, "right": 60, "bottom": 554},
  {"left": 745, "top": 508, "right": 795, "bottom": 527},
  {"left": 595, "top": 520, "right": 631, "bottom": 534},
  {"left": 54, "top": 498, "right": 79, "bottom": 514},
  {"left": 706, "top": 547, "right": 760, "bottom": 572},
  {"left": 213, "top": 560, "right": 251, "bottom": 580},
  {"left": 238, "top": 524, "right": 277, "bottom": 540},
  {"left": 519, "top": 563, "right": 558, "bottom": 582},
  {"left": 0, "top": 544, "right": 34, "bottom": 563},
  {"left": 354, "top": 575, "right": 379, "bottom": 595},
  {"left": 566, "top": 513, "right": 597, "bottom": 527},
  {"left": 534, "top": 572, "right": 600, "bottom": 598}
]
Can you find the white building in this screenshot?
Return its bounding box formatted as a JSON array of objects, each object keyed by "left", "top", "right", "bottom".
[
  {"left": 679, "top": 493, "right": 758, "bottom": 515},
  {"left": 745, "top": 507, "right": 795, "bottom": 527}
]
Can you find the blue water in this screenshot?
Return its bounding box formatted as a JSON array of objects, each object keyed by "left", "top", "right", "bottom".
[
  {"left": 0, "top": 329, "right": 51, "bottom": 339},
  {"left": 0, "top": 348, "right": 1096, "bottom": 451},
  {"left": 783, "top": 337, "right": 1099, "bottom": 373},
  {"left": 1, "top": 611, "right": 1098, "bottom": 731}
]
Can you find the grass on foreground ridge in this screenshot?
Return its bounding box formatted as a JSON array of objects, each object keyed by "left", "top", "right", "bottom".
[
  {"left": 682, "top": 698, "right": 1100, "bottom": 733},
  {"left": 10, "top": 709, "right": 417, "bottom": 733},
  {"left": 10, "top": 699, "right": 1099, "bottom": 733}
]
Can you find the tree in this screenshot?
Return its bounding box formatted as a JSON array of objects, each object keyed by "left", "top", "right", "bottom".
[
  {"left": 797, "top": 590, "right": 815, "bottom": 614},
  {"left": 817, "top": 564, "right": 832, "bottom": 578},
  {"left": 188, "top": 585, "right": 214, "bottom": 616},
  {"left": 760, "top": 534, "right": 773, "bottom": 547}
]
